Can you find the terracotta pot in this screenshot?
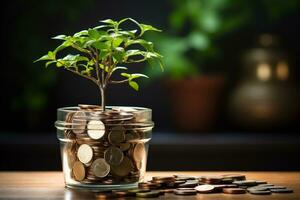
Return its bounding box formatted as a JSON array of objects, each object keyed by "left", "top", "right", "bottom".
[{"left": 166, "top": 76, "right": 225, "bottom": 132}]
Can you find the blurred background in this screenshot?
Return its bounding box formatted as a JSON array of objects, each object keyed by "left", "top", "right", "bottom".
[{"left": 1, "top": 0, "right": 300, "bottom": 171}]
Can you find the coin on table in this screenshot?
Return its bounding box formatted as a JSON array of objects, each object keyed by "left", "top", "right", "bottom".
[
  {"left": 108, "top": 126, "right": 125, "bottom": 144},
  {"left": 222, "top": 174, "right": 246, "bottom": 181},
  {"left": 174, "top": 189, "right": 197, "bottom": 195},
  {"left": 111, "top": 156, "right": 133, "bottom": 177},
  {"left": 223, "top": 188, "right": 246, "bottom": 194},
  {"left": 270, "top": 188, "right": 293, "bottom": 193},
  {"left": 87, "top": 120, "right": 105, "bottom": 140},
  {"left": 72, "top": 111, "right": 87, "bottom": 134},
  {"left": 195, "top": 185, "right": 215, "bottom": 193},
  {"left": 249, "top": 190, "right": 271, "bottom": 195},
  {"left": 72, "top": 161, "right": 86, "bottom": 181},
  {"left": 91, "top": 158, "right": 110, "bottom": 178},
  {"left": 136, "top": 191, "right": 160, "bottom": 198},
  {"left": 178, "top": 180, "right": 198, "bottom": 188},
  {"left": 133, "top": 143, "right": 146, "bottom": 162},
  {"left": 77, "top": 144, "right": 93, "bottom": 164},
  {"left": 104, "top": 146, "right": 124, "bottom": 166}
]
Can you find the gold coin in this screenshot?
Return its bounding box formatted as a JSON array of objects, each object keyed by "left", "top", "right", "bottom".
[
  {"left": 133, "top": 143, "right": 146, "bottom": 162},
  {"left": 72, "top": 161, "right": 86, "bottom": 181},
  {"left": 77, "top": 144, "right": 93, "bottom": 164},
  {"left": 104, "top": 146, "right": 124, "bottom": 166},
  {"left": 112, "top": 107, "right": 137, "bottom": 112},
  {"left": 119, "top": 143, "right": 131, "bottom": 151},
  {"left": 87, "top": 120, "right": 105, "bottom": 140},
  {"left": 65, "top": 142, "right": 77, "bottom": 168},
  {"left": 78, "top": 104, "right": 101, "bottom": 110},
  {"left": 108, "top": 126, "right": 125, "bottom": 144},
  {"left": 111, "top": 156, "right": 133, "bottom": 177},
  {"left": 72, "top": 111, "right": 87, "bottom": 134},
  {"left": 91, "top": 158, "right": 110, "bottom": 178}
]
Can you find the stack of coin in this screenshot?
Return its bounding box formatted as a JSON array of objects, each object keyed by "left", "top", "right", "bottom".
[{"left": 63, "top": 105, "right": 151, "bottom": 186}]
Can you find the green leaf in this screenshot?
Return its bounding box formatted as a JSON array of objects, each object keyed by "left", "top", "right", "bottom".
[
  {"left": 73, "top": 30, "right": 88, "bottom": 37},
  {"left": 88, "top": 29, "right": 101, "bottom": 39},
  {"left": 112, "top": 47, "right": 125, "bottom": 62},
  {"left": 112, "top": 37, "right": 123, "bottom": 47},
  {"left": 139, "top": 24, "right": 161, "bottom": 36},
  {"left": 121, "top": 73, "right": 149, "bottom": 81},
  {"left": 99, "top": 50, "right": 110, "bottom": 59},
  {"left": 129, "top": 81, "right": 139, "bottom": 91},
  {"left": 47, "top": 51, "right": 55, "bottom": 59},
  {"left": 92, "top": 41, "right": 109, "bottom": 50},
  {"left": 111, "top": 66, "right": 127, "bottom": 73},
  {"left": 45, "top": 60, "right": 56, "bottom": 68},
  {"left": 126, "top": 39, "right": 154, "bottom": 51},
  {"left": 52, "top": 35, "right": 68, "bottom": 40},
  {"left": 34, "top": 54, "right": 51, "bottom": 62},
  {"left": 100, "top": 19, "right": 118, "bottom": 27}
]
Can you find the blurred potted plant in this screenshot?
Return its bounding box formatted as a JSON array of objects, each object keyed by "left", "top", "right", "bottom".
[
  {"left": 146, "top": 0, "right": 238, "bottom": 132},
  {"left": 146, "top": 0, "right": 300, "bottom": 132}
]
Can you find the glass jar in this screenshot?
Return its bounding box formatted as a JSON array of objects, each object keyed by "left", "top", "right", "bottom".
[{"left": 55, "top": 106, "right": 154, "bottom": 190}]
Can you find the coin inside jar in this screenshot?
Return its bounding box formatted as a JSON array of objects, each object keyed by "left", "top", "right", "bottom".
[
  {"left": 77, "top": 144, "right": 93, "bottom": 164},
  {"left": 87, "top": 120, "right": 105, "bottom": 140},
  {"left": 72, "top": 161, "right": 86, "bottom": 181},
  {"left": 108, "top": 126, "right": 125, "bottom": 144},
  {"left": 91, "top": 158, "right": 110, "bottom": 178},
  {"left": 111, "top": 156, "right": 133, "bottom": 177},
  {"left": 133, "top": 143, "right": 146, "bottom": 162},
  {"left": 72, "top": 111, "right": 87, "bottom": 134},
  {"left": 104, "top": 146, "right": 124, "bottom": 166}
]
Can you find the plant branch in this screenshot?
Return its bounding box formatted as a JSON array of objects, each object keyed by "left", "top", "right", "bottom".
[
  {"left": 110, "top": 79, "right": 129, "bottom": 84},
  {"left": 66, "top": 68, "right": 99, "bottom": 85}
]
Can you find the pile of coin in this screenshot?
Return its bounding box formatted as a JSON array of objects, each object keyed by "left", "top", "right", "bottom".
[
  {"left": 63, "top": 105, "right": 152, "bottom": 185},
  {"left": 93, "top": 174, "right": 293, "bottom": 198}
]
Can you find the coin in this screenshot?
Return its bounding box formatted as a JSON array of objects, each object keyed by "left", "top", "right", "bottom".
[
  {"left": 174, "top": 189, "right": 197, "bottom": 195},
  {"left": 136, "top": 191, "right": 160, "bottom": 198},
  {"left": 138, "top": 182, "right": 161, "bottom": 189},
  {"left": 222, "top": 174, "right": 246, "bottom": 181},
  {"left": 77, "top": 144, "right": 93, "bottom": 164},
  {"left": 249, "top": 190, "right": 271, "bottom": 195},
  {"left": 104, "top": 146, "right": 124, "bottom": 166},
  {"left": 133, "top": 143, "right": 146, "bottom": 162},
  {"left": 72, "top": 161, "right": 86, "bottom": 181},
  {"left": 201, "top": 175, "right": 223, "bottom": 184},
  {"left": 79, "top": 104, "right": 101, "bottom": 110},
  {"left": 108, "top": 126, "right": 125, "bottom": 144},
  {"left": 72, "top": 111, "right": 87, "bottom": 134},
  {"left": 91, "top": 158, "right": 110, "bottom": 178},
  {"left": 270, "top": 188, "right": 293, "bottom": 193},
  {"left": 65, "top": 142, "right": 77, "bottom": 168},
  {"left": 195, "top": 185, "right": 215, "bottom": 193},
  {"left": 112, "top": 107, "right": 137, "bottom": 112},
  {"left": 111, "top": 156, "right": 133, "bottom": 177},
  {"left": 119, "top": 143, "right": 131, "bottom": 151},
  {"left": 87, "top": 120, "right": 105, "bottom": 140},
  {"left": 233, "top": 180, "right": 258, "bottom": 186},
  {"left": 223, "top": 188, "right": 246, "bottom": 194},
  {"left": 178, "top": 180, "right": 198, "bottom": 188},
  {"left": 128, "top": 188, "right": 151, "bottom": 193}
]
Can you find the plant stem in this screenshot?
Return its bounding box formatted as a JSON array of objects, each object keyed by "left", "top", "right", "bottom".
[{"left": 100, "top": 86, "right": 106, "bottom": 112}]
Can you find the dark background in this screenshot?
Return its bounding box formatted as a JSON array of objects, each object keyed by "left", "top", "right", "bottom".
[{"left": 1, "top": 0, "right": 300, "bottom": 171}]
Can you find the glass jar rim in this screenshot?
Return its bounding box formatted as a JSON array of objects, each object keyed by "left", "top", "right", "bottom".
[{"left": 55, "top": 106, "right": 154, "bottom": 131}]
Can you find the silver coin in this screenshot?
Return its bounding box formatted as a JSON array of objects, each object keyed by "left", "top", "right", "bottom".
[
  {"left": 77, "top": 144, "right": 93, "bottom": 164},
  {"left": 91, "top": 158, "right": 110, "bottom": 178},
  {"left": 72, "top": 111, "right": 87, "bottom": 134},
  {"left": 87, "top": 120, "right": 105, "bottom": 139},
  {"left": 104, "top": 146, "right": 124, "bottom": 166}
]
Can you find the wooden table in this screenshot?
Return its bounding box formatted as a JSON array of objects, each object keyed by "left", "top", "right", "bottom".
[{"left": 0, "top": 172, "right": 299, "bottom": 199}]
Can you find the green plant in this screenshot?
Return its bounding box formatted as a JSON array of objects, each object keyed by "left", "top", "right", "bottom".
[
  {"left": 35, "top": 18, "right": 163, "bottom": 111},
  {"left": 146, "top": 0, "right": 300, "bottom": 80}
]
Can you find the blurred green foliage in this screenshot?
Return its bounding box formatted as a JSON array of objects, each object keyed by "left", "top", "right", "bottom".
[
  {"left": 146, "top": 0, "right": 300, "bottom": 79},
  {"left": 11, "top": 0, "right": 94, "bottom": 112}
]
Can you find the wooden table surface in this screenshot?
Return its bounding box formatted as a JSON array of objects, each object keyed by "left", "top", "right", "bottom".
[{"left": 0, "top": 171, "right": 299, "bottom": 199}]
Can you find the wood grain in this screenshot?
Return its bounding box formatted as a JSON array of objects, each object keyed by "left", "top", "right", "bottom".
[{"left": 0, "top": 171, "right": 299, "bottom": 199}]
